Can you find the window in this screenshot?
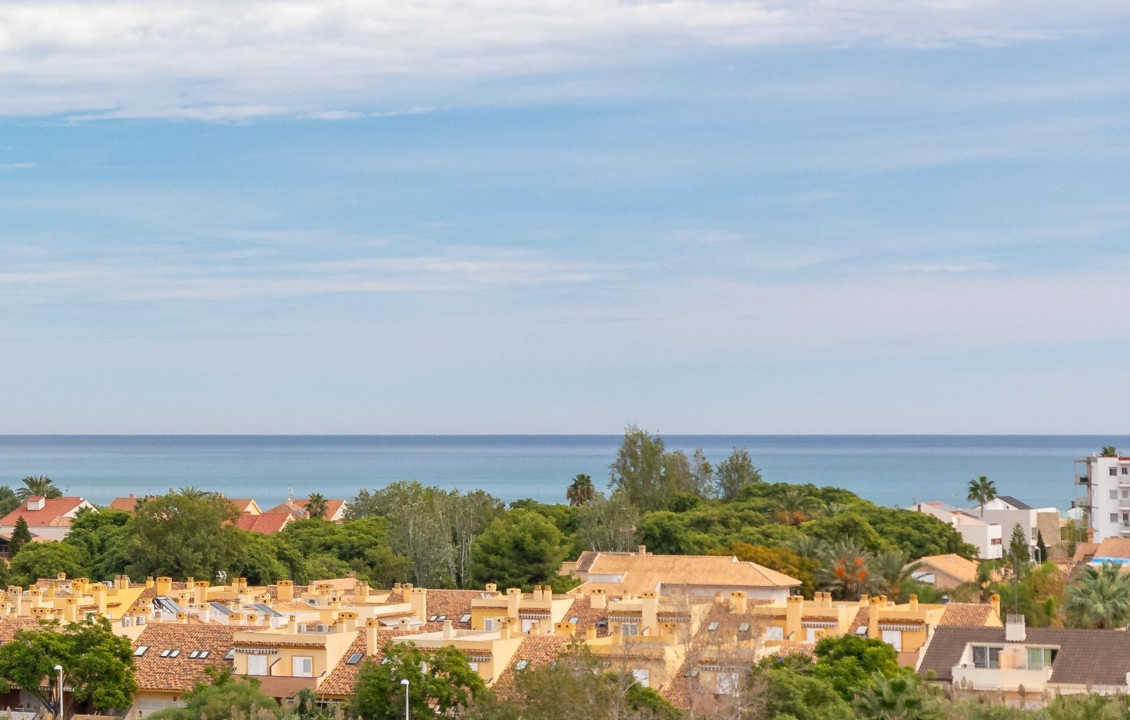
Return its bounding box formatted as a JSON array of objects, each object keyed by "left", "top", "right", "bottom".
[
  {"left": 468, "top": 662, "right": 478, "bottom": 672},
  {"left": 881, "top": 630, "right": 902, "bottom": 651},
  {"left": 805, "top": 628, "right": 818, "bottom": 643},
  {"left": 521, "top": 619, "right": 537, "bottom": 633},
  {"left": 346, "top": 653, "right": 364, "bottom": 665},
  {"left": 972, "top": 646, "right": 1001, "bottom": 669},
  {"left": 460, "top": 614, "right": 472, "bottom": 623},
  {"left": 248, "top": 656, "right": 268, "bottom": 675},
  {"left": 1123, "top": 467, "right": 1128, "bottom": 475},
  {"left": 1112, "top": 469, "right": 1119, "bottom": 477},
  {"left": 484, "top": 619, "right": 495, "bottom": 631},
  {"left": 738, "top": 623, "right": 750, "bottom": 633},
  {"left": 1111, "top": 514, "right": 1119, "bottom": 524},
  {"left": 631, "top": 669, "right": 650, "bottom": 688},
  {"left": 515, "top": 659, "right": 530, "bottom": 671},
  {"left": 137, "top": 616, "right": 146, "bottom": 625},
  {"left": 621, "top": 622, "right": 639, "bottom": 636},
  {"left": 707, "top": 622, "right": 719, "bottom": 632},
  {"left": 134, "top": 646, "right": 149, "bottom": 657},
  {"left": 428, "top": 615, "right": 438, "bottom": 622},
  {"left": 717, "top": 671, "right": 741, "bottom": 696},
  {"left": 293, "top": 657, "right": 313, "bottom": 677},
  {"left": 1111, "top": 489, "right": 1119, "bottom": 499},
  {"left": 568, "top": 616, "right": 580, "bottom": 624},
  {"left": 764, "top": 626, "right": 784, "bottom": 641},
  {"left": 1027, "top": 648, "right": 1056, "bottom": 670},
  {"left": 1122, "top": 490, "right": 1128, "bottom": 499}
]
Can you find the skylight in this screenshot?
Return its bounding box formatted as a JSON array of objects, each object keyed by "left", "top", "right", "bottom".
[
  {"left": 707, "top": 622, "right": 719, "bottom": 631},
  {"left": 199, "top": 651, "right": 210, "bottom": 659},
  {"left": 346, "top": 653, "right": 364, "bottom": 665},
  {"left": 738, "top": 623, "right": 750, "bottom": 632},
  {"left": 159, "top": 649, "right": 171, "bottom": 658},
  {"left": 514, "top": 660, "right": 529, "bottom": 671},
  {"left": 134, "top": 646, "right": 149, "bottom": 657},
  {"left": 168, "top": 649, "right": 181, "bottom": 658},
  {"left": 459, "top": 614, "right": 472, "bottom": 623},
  {"left": 568, "top": 616, "right": 580, "bottom": 624},
  {"left": 225, "top": 650, "right": 236, "bottom": 660}
]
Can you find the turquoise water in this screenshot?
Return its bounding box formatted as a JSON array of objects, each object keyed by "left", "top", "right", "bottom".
[{"left": 0, "top": 435, "right": 1122, "bottom": 511}]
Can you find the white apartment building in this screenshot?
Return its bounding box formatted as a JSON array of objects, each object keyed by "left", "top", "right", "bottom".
[
  {"left": 1077, "top": 454, "right": 1130, "bottom": 542},
  {"left": 977, "top": 496, "right": 1060, "bottom": 560},
  {"left": 909, "top": 502, "right": 1003, "bottom": 560}
]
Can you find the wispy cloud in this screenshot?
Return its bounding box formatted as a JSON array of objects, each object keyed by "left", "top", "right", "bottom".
[
  {"left": 0, "top": 0, "right": 1126, "bottom": 119},
  {"left": 0, "top": 242, "right": 619, "bottom": 303}
]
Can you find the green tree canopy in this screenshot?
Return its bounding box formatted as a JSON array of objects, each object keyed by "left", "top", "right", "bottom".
[
  {"left": 967, "top": 476, "right": 997, "bottom": 516},
  {"left": 0, "top": 486, "right": 20, "bottom": 517},
  {"left": 812, "top": 635, "right": 909, "bottom": 702},
  {"left": 9, "top": 515, "right": 32, "bottom": 557},
  {"left": 125, "top": 489, "right": 243, "bottom": 581},
  {"left": 472, "top": 508, "right": 567, "bottom": 590},
  {"left": 1065, "top": 562, "right": 1130, "bottom": 629},
  {"left": 305, "top": 492, "right": 328, "bottom": 520},
  {"left": 9, "top": 541, "right": 86, "bottom": 587},
  {"left": 350, "top": 642, "right": 484, "bottom": 720},
  {"left": 566, "top": 474, "right": 596, "bottom": 507},
  {"left": 577, "top": 491, "right": 639, "bottom": 552},
  {"left": 714, "top": 447, "right": 762, "bottom": 501},
  {"left": 149, "top": 666, "right": 281, "bottom": 720},
  {"left": 0, "top": 617, "right": 137, "bottom": 717}
]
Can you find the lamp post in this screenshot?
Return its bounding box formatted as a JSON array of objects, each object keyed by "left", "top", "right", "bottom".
[
  {"left": 53, "top": 664, "right": 64, "bottom": 720},
  {"left": 400, "top": 678, "right": 409, "bottom": 720}
]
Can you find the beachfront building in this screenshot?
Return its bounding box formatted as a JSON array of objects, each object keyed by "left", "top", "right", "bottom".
[
  {"left": 1076, "top": 453, "right": 1130, "bottom": 542},
  {"left": 977, "top": 497, "right": 1060, "bottom": 558},
  {"left": 0, "top": 496, "right": 95, "bottom": 542},
  {"left": 909, "top": 502, "right": 1003, "bottom": 560}
]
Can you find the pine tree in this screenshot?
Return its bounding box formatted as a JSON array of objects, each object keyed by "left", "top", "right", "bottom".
[
  {"left": 1009, "top": 523, "right": 1030, "bottom": 578},
  {"left": 1036, "top": 530, "right": 1049, "bottom": 564},
  {"left": 10, "top": 516, "right": 32, "bottom": 556}
]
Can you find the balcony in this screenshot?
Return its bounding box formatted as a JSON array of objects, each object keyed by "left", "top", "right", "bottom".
[
  {"left": 1077, "top": 476, "right": 1091, "bottom": 486},
  {"left": 951, "top": 664, "right": 1053, "bottom": 693}
]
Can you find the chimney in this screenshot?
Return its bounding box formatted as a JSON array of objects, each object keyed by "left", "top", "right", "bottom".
[
  {"left": 196, "top": 580, "right": 210, "bottom": 605},
  {"left": 909, "top": 595, "right": 919, "bottom": 612},
  {"left": 1006, "top": 614, "right": 1026, "bottom": 642},
  {"left": 730, "top": 591, "right": 747, "bottom": 614},
  {"left": 506, "top": 588, "right": 522, "bottom": 619},
  {"left": 485, "top": 583, "right": 498, "bottom": 594},
  {"left": 276, "top": 579, "right": 294, "bottom": 602},
  {"left": 590, "top": 588, "right": 606, "bottom": 610},
  {"left": 990, "top": 593, "right": 1001, "bottom": 622},
  {"left": 145, "top": 577, "right": 154, "bottom": 589},
  {"left": 288, "top": 615, "right": 299, "bottom": 634},
  {"left": 532, "top": 585, "right": 543, "bottom": 602},
  {"left": 177, "top": 611, "right": 189, "bottom": 625},
  {"left": 641, "top": 592, "right": 659, "bottom": 633},
  {"left": 64, "top": 598, "right": 78, "bottom": 622},
  {"left": 868, "top": 597, "right": 881, "bottom": 639},
  {"left": 156, "top": 577, "right": 172, "bottom": 596},
  {"left": 785, "top": 595, "right": 803, "bottom": 640},
  {"left": 638, "top": 545, "right": 647, "bottom": 556},
  {"left": 92, "top": 583, "right": 108, "bottom": 616},
  {"left": 116, "top": 575, "right": 130, "bottom": 591},
  {"left": 56, "top": 572, "right": 66, "bottom": 581},
  {"left": 859, "top": 594, "right": 869, "bottom": 607},
  {"left": 442, "top": 619, "right": 454, "bottom": 639},
  {"left": 28, "top": 497, "right": 45, "bottom": 511},
  {"left": 555, "top": 621, "right": 576, "bottom": 637},
  {"left": 356, "top": 581, "right": 370, "bottom": 602},
  {"left": 366, "top": 618, "right": 381, "bottom": 655},
  {"left": 409, "top": 587, "right": 428, "bottom": 622}
]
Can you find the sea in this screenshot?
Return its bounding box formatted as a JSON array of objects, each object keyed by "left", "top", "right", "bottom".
[{"left": 0, "top": 435, "right": 1124, "bottom": 512}]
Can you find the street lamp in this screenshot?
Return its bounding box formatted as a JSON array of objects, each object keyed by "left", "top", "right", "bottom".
[
  {"left": 400, "top": 678, "right": 409, "bottom": 720},
  {"left": 53, "top": 664, "right": 64, "bottom": 720}
]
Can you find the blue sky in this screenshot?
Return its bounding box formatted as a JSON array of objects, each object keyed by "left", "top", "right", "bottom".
[{"left": 2, "top": 1, "right": 1130, "bottom": 434}]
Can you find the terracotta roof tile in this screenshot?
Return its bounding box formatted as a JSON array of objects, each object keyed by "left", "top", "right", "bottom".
[
  {"left": 319, "top": 629, "right": 414, "bottom": 697},
  {"left": 0, "top": 497, "right": 89, "bottom": 528},
  {"left": 491, "top": 634, "right": 570, "bottom": 697},
  {"left": 131, "top": 623, "right": 256, "bottom": 692},
  {"left": 384, "top": 589, "right": 480, "bottom": 631},
  {"left": 569, "top": 552, "right": 800, "bottom": 597},
  {"left": 915, "top": 554, "right": 979, "bottom": 585},
  {"left": 938, "top": 603, "right": 1001, "bottom": 628},
  {"left": 235, "top": 512, "right": 292, "bottom": 534}
]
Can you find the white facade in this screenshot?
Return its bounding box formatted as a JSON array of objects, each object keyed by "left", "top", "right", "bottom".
[
  {"left": 1080, "top": 455, "right": 1130, "bottom": 542},
  {"left": 909, "top": 502, "right": 1003, "bottom": 560},
  {"left": 977, "top": 499, "right": 1058, "bottom": 558}
]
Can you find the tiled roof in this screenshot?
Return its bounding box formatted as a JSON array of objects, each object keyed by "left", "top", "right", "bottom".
[
  {"left": 916, "top": 554, "right": 978, "bottom": 585},
  {"left": 108, "top": 496, "right": 144, "bottom": 512},
  {"left": 491, "top": 634, "right": 570, "bottom": 696},
  {"left": 938, "top": 603, "right": 1000, "bottom": 627},
  {"left": 319, "top": 629, "right": 414, "bottom": 697},
  {"left": 384, "top": 589, "right": 480, "bottom": 631},
  {"left": 0, "top": 497, "right": 88, "bottom": 528},
  {"left": 235, "top": 512, "right": 292, "bottom": 534},
  {"left": 570, "top": 552, "right": 801, "bottom": 597},
  {"left": 266, "top": 499, "right": 347, "bottom": 521},
  {"left": 995, "top": 495, "right": 1033, "bottom": 510},
  {"left": 565, "top": 596, "right": 609, "bottom": 637},
  {"left": 0, "top": 617, "right": 45, "bottom": 644},
  {"left": 1093, "top": 537, "right": 1130, "bottom": 561},
  {"left": 1073, "top": 542, "right": 1099, "bottom": 564},
  {"left": 131, "top": 623, "right": 256, "bottom": 692},
  {"left": 919, "top": 626, "right": 1130, "bottom": 687}
]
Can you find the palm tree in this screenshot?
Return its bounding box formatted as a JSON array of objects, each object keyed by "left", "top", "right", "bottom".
[
  {"left": 817, "top": 539, "right": 876, "bottom": 600},
  {"left": 776, "top": 488, "right": 816, "bottom": 526},
  {"left": 306, "top": 492, "right": 329, "bottom": 520},
  {"left": 871, "top": 549, "right": 922, "bottom": 601},
  {"left": 566, "top": 474, "right": 596, "bottom": 507},
  {"left": 17, "top": 475, "right": 61, "bottom": 501},
  {"left": 1064, "top": 562, "right": 1130, "bottom": 629},
  {"left": 966, "top": 476, "right": 997, "bottom": 517},
  {"left": 854, "top": 672, "right": 943, "bottom": 720},
  {"left": 1102, "top": 445, "right": 1119, "bottom": 458}
]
